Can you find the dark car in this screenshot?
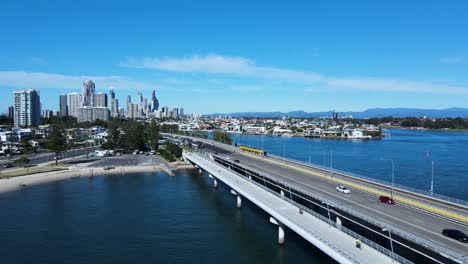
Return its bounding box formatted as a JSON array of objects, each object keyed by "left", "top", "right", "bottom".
[
  {"left": 3, "top": 163, "right": 13, "bottom": 168},
  {"left": 442, "top": 229, "right": 468, "bottom": 242},
  {"left": 234, "top": 159, "right": 240, "bottom": 163},
  {"left": 379, "top": 196, "right": 395, "bottom": 204}
]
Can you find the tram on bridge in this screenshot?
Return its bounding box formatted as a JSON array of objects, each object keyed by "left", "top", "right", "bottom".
[{"left": 239, "top": 145, "right": 267, "bottom": 156}]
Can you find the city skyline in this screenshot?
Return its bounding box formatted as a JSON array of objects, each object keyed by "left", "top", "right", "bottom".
[{"left": 1, "top": 1, "right": 468, "bottom": 113}]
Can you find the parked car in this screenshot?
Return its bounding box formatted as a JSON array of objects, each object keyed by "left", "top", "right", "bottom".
[
  {"left": 379, "top": 196, "right": 395, "bottom": 204},
  {"left": 336, "top": 186, "right": 351, "bottom": 194},
  {"left": 442, "top": 229, "right": 468, "bottom": 242},
  {"left": 3, "top": 163, "right": 13, "bottom": 168},
  {"left": 234, "top": 159, "right": 240, "bottom": 163}
]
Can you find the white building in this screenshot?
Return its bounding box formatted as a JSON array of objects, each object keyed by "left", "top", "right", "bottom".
[
  {"left": 82, "top": 80, "right": 95, "bottom": 107},
  {"left": 93, "top": 93, "right": 107, "bottom": 107},
  {"left": 68, "top": 92, "right": 82, "bottom": 118},
  {"left": 14, "top": 89, "right": 41, "bottom": 127}
]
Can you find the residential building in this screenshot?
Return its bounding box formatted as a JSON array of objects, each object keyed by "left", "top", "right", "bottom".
[
  {"left": 111, "top": 98, "right": 119, "bottom": 118},
  {"left": 14, "top": 89, "right": 41, "bottom": 127},
  {"left": 7, "top": 106, "right": 14, "bottom": 120},
  {"left": 68, "top": 92, "right": 82, "bottom": 118},
  {"left": 94, "top": 93, "right": 108, "bottom": 107},
  {"left": 59, "top": 94, "right": 68, "bottom": 117},
  {"left": 82, "top": 80, "right": 95, "bottom": 107}
]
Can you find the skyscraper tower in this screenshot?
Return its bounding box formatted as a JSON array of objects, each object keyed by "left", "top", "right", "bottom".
[
  {"left": 68, "top": 93, "right": 82, "bottom": 118},
  {"left": 82, "top": 80, "right": 95, "bottom": 107},
  {"left": 109, "top": 88, "right": 115, "bottom": 99},
  {"left": 59, "top": 94, "right": 68, "bottom": 117},
  {"left": 94, "top": 93, "right": 108, "bottom": 107},
  {"left": 151, "top": 90, "right": 159, "bottom": 111},
  {"left": 14, "top": 89, "right": 41, "bottom": 127}
]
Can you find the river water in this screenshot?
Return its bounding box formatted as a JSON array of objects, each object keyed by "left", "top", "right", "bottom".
[
  {"left": 0, "top": 170, "right": 334, "bottom": 264},
  {"left": 230, "top": 128, "right": 468, "bottom": 200}
]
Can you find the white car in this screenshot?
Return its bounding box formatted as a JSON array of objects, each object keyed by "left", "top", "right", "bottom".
[{"left": 336, "top": 186, "right": 351, "bottom": 194}]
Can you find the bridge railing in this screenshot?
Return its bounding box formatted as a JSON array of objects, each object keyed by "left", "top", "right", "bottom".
[
  {"left": 252, "top": 175, "right": 414, "bottom": 264},
  {"left": 266, "top": 153, "right": 468, "bottom": 209},
  {"left": 191, "top": 152, "right": 415, "bottom": 264},
  {"left": 205, "top": 152, "right": 464, "bottom": 263}
]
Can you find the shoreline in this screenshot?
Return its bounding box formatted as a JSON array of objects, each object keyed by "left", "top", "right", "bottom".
[{"left": 0, "top": 163, "right": 194, "bottom": 195}]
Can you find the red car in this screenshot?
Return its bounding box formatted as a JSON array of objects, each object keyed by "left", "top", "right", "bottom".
[{"left": 379, "top": 196, "right": 395, "bottom": 204}]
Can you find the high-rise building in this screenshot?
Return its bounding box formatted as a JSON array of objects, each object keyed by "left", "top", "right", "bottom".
[
  {"left": 111, "top": 98, "right": 119, "bottom": 118},
  {"left": 109, "top": 88, "right": 115, "bottom": 99},
  {"left": 128, "top": 103, "right": 139, "bottom": 119},
  {"left": 151, "top": 90, "right": 159, "bottom": 111},
  {"left": 82, "top": 80, "right": 95, "bottom": 107},
  {"left": 7, "top": 106, "right": 14, "bottom": 120},
  {"left": 14, "top": 89, "right": 41, "bottom": 127},
  {"left": 94, "top": 93, "right": 108, "bottom": 107},
  {"left": 78, "top": 106, "right": 110, "bottom": 122},
  {"left": 59, "top": 94, "right": 68, "bottom": 117},
  {"left": 68, "top": 93, "right": 82, "bottom": 118},
  {"left": 42, "top": 109, "right": 54, "bottom": 118},
  {"left": 126, "top": 95, "right": 131, "bottom": 116}
]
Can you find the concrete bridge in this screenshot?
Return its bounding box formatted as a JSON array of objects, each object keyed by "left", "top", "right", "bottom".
[
  {"left": 171, "top": 134, "right": 468, "bottom": 264},
  {"left": 184, "top": 151, "right": 405, "bottom": 264}
]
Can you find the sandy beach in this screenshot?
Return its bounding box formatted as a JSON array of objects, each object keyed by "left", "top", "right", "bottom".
[{"left": 0, "top": 164, "right": 195, "bottom": 194}]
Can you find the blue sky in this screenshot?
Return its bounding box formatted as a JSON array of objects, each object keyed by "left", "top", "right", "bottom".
[{"left": 1, "top": 0, "right": 467, "bottom": 114}]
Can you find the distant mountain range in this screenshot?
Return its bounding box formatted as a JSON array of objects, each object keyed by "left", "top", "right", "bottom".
[{"left": 206, "top": 108, "right": 468, "bottom": 118}]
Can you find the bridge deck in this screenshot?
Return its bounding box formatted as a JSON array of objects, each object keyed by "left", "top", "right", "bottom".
[{"left": 184, "top": 152, "right": 395, "bottom": 264}]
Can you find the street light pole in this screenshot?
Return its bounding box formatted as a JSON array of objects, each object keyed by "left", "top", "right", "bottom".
[
  {"left": 430, "top": 160, "right": 434, "bottom": 196},
  {"left": 382, "top": 228, "right": 394, "bottom": 257},
  {"left": 381, "top": 158, "right": 395, "bottom": 199}
]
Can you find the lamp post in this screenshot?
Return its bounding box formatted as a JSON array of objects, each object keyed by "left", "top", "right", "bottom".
[
  {"left": 322, "top": 201, "right": 331, "bottom": 221},
  {"left": 382, "top": 227, "right": 394, "bottom": 257},
  {"left": 380, "top": 158, "right": 395, "bottom": 199},
  {"left": 430, "top": 160, "right": 434, "bottom": 196}
]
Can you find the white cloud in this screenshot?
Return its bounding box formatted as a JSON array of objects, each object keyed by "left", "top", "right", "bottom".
[
  {"left": 122, "top": 54, "right": 468, "bottom": 95},
  {"left": 121, "top": 54, "right": 324, "bottom": 83},
  {"left": 324, "top": 78, "right": 468, "bottom": 94},
  {"left": 440, "top": 56, "right": 463, "bottom": 63},
  {"left": 0, "top": 71, "right": 157, "bottom": 90}
]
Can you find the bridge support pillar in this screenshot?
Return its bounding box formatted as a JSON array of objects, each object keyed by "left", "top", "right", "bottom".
[
  {"left": 237, "top": 195, "right": 242, "bottom": 208},
  {"left": 230, "top": 190, "right": 242, "bottom": 208},
  {"left": 269, "top": 217, "right": 285, "bottom": 244},
  {"left": 280, "top": 190, "right": 285, "bottom": 197},
  {"left": 336, "top": 216, "right": 342, "bottom": 231},
  {"left": 213, "top": 178, "right": 218, "bottom": 188}
]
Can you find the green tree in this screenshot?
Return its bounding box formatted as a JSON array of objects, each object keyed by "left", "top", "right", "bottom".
[
  {"left": 46, "top": 124, "right": 67, "bottom": 165},
  {"left": 102, "top": 119, "right": 121, "bottom": 150},
  {"left": 213, "top": 130, "right": 232, "bottom": 145},
  {"left": 146, "top": 120, "right": 160, "bottom": 151},
  {"left": 123, "top": 120, "right": 145, "bottom": 151},
  {"left": 166, "top": 143, "right": 182, "bottom": 158}
]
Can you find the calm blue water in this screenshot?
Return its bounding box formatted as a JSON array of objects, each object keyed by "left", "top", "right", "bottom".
[
  {"left": 0, "top": 170, "right": 334, "bottom": 264},
  {"left": 230, "top": 129, "right": 468, "bottom": 200}
]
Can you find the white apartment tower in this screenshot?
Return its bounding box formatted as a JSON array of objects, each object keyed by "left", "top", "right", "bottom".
[
  {"left": 13, "top": 89, "right": 41, "bottom": 127},
  {"left": 82, "top": 80, "right": 95, "bottom": 107},
  {"left": 68, "top": 93, "right": 82, "bottom": 118}
]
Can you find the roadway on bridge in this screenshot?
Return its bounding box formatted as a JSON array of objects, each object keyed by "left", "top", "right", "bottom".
[
  {"left": 185, "top": 152, "right": 395, "bottom": 264},
  {"left": 223, "top": 151, "right": 468, "bottom": 257}
]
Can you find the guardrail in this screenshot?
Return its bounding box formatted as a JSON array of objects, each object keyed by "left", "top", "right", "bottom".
[
  {"left": 209, "top": 153, "right": 464, "bottom": 263},
  {"left": 186, "top": 153, "right": 362, "bottom": 264},
  {"left": 266, "top": 153, "right": 468, "bottom": 209},
  {"left": 188, "top": 152, "right": 415, "bottom": 264}
]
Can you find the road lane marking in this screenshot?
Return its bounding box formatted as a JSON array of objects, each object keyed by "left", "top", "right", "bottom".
[{"left": 238, "top": 151, "right": 468, "bottom": 223}]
